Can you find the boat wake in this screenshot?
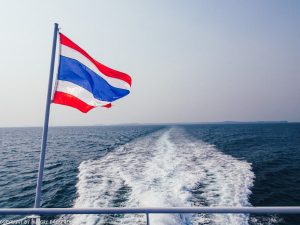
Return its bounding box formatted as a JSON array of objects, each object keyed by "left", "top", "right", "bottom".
[{"left": 70, "top": 127, "right": 254, "bottom": 225}]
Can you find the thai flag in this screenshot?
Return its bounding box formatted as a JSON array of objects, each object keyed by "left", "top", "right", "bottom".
[{"left": 52, "top": 33, "right": 132, "bottom": 113}]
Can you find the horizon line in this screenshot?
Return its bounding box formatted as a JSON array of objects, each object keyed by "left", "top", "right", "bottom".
[{"left": 1, "top": 120, "right": 299, "bottom": 128}]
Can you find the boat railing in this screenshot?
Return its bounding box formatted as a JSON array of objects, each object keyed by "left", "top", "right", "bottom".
[{"left": 1, "top": 207, "right": 300, "bottom": 225}]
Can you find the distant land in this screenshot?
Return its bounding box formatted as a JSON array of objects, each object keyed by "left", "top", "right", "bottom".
[
  {"left": 0, "top": 121, "right": 292, "bottom": 128},
  {"left": 94, "top": 121, "right": 290, "bottom": 126},
  {"left": 218, "top": 121, "right": 289, "bottom": 124}
]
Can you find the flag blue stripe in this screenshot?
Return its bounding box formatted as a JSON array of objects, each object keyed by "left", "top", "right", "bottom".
[{"left": 57, "top": 56, "right": 130, "bottom": 102}]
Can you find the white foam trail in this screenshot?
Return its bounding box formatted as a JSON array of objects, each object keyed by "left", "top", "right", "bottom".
[{"left": 71, "top": 127, "right": 255, "bottom": 225}]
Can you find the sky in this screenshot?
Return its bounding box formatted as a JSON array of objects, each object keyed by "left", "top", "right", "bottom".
[{"left": 0, "top": 0, "right": 299, "bottom": 127}]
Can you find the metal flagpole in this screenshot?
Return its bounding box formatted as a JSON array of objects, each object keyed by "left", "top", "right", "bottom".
[{"left": 34, "top": 23, "right": 59, "bottom": 209}]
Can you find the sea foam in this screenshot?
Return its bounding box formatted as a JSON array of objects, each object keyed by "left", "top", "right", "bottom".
[{"left": 71, "top": 127, "right": 254, "bottom": 225}]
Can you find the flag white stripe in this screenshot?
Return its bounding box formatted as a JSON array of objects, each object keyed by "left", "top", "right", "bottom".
[
  {"left": 55, "top": 80, "right": 110, "bottom": 107},
  {"left": 60, "top": 45, "right": 130, "bottom": 91}
]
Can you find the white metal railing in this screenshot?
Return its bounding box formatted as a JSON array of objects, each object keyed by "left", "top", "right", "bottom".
[
  {"left": 1, "top": 207, "right": 300, "bottom": 225},
  {"left": 1, "top": 207, "right": 300, "bottom": 214}
]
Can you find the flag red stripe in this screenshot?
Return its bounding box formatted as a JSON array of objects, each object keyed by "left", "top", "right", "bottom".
[
  {"left": 52, "top": 91, "right": 95, "bottom": 113},
  {"left": 102, "top": 103, "right": 112, "bottom": 108},
  {"left": 59, "top": 33, "right": 132, "bottom": 86}
]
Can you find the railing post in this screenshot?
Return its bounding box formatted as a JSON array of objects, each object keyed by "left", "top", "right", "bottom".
[
  {"left": 28, "top": 215, "right": 40, "bottom": 225},
  {"left": 146, "top": 213, "right": 150, "bottom": 225}
]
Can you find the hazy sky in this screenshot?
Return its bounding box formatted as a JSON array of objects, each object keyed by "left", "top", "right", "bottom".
[{"left": 0, "top": 0, "right": 299, "bottom": 126}]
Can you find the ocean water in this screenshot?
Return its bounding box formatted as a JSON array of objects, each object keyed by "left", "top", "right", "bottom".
[{"left": 0, "top": 124, "right": 299, "bottom": 225}]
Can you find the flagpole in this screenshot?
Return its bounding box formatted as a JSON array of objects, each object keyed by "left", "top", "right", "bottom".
[{"left": 34, "top": 23, "right": 59, "bottom": 209}]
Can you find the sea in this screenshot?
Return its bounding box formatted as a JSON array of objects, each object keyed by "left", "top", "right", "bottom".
[{"left": 0, "top": 123, "right": 300, "bottom": 225}]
